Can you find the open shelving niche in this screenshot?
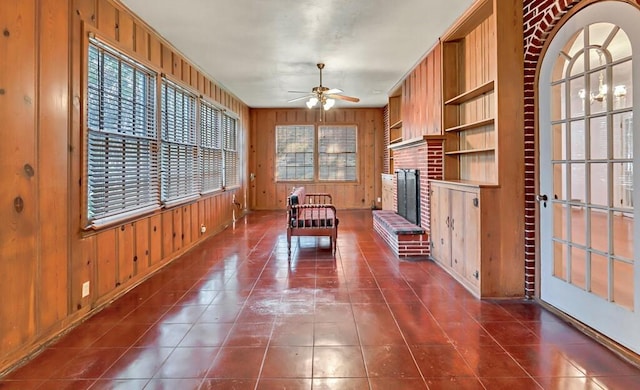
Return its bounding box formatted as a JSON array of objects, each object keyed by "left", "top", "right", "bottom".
[
  {"left": 387, "top": 91, "right": 403, "bottom": 174},
  {"left": 430, "top": 0, "right": 524, "bottom": 298}
]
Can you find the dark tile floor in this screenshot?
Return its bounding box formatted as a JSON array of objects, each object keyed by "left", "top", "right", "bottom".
[{"left": 1, "top": 210, "right": 639, "bottom": 389}]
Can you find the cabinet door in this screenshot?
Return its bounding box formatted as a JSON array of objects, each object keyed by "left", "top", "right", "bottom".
[
  {"left": 463, "top": 191, "right": 481, "bottom": 287},
  {"left": 430, "top": 184, "right": 450, "bottom": 265},
  {"left": 450, "top": 189, "right": 466, "bottom": 276}
]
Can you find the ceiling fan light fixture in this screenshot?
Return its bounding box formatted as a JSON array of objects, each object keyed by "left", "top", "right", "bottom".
[
  {"left": 306, "top": 97, "right": 318, "bottom": 109},
  {"left": 323, "top": 98, "right": 335, "bottom": 110}
]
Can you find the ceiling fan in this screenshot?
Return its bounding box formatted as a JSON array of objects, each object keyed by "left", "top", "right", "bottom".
[{"left": 288, "top": 63, "right": 360, "bottom": 111}]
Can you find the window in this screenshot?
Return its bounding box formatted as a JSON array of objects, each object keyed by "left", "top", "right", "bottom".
[
  {"left": 200, "top": 100, "right": 223, "bottom": 192},
  {"left": 318, "top": 125, "right": 357, "bottom": 180},
  {"left": 86, "top": 37, "right": 159, "bottom": 227},
  {"left": 275, "top": 124, "right": 357, "bottom": 181},
  {"left": 222, "top": 114, "right": 239, "bottom": 188},
  {"left": 85, "top": 38, "right": 241, "bottom": 228},
  {"left": 160, "top": 78, "right": 199, "bottom": 205},
  {"left": 276, "top": 125, "right": 315, "bottom": 181}
]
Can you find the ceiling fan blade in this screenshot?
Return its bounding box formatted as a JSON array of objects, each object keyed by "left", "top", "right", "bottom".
[
  {"left": 328, "top": 94, "right": 360, "bottom": 103},
  {"left": 287, "top": 94, "right": 313, "bottom": 103},
  {"left": 324, "top": 88, "right": 343, "bottom": 95},
  {"left": 287, "top": 90, "right": 310, "bottom": 94}
]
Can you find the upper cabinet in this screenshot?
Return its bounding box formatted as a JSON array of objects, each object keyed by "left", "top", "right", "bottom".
[{"left": 441, "top": 0, "right": 523, "bottom": 185}]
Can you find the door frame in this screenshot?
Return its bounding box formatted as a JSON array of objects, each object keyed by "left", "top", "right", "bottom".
[{"left": 536, "top": 0, "right": 640, "bottom": 354}]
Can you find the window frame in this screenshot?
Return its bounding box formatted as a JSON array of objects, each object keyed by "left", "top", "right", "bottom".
[
  {"left": 275, "top": 123, "right": 358, "bottom": 183},
  {"left": 222, "top": 112, "right": 240, "bottom": 189},
  {"left": 84, "top": 33, "right": 161, "bottom": 229},
  {"left": 199, "top": 98, "right": 224, "bottom": 194},
  {"left": 159, "top": 76, "right": 200, "bottom": 207},
  {"left": 82, "top": 32, "right": 242, "bottom": 230}
]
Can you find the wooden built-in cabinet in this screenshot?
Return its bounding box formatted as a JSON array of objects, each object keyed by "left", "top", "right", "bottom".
[
  {"left": 430, "top": 0, "right": 524, "bottom": 297},
  {"left": 431, "top": 181, "right": 483, "bottom": 295}
]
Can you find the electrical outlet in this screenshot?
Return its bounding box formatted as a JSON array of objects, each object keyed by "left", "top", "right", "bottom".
[
  {"left": 200, "top": 224, "right": 207, "bottom": 234},
  {"left": 377, "top": 197, "right": 381, "bottom": 203},
  {"left": 82, "top": 281, "right": 90, "bottom": 298}
]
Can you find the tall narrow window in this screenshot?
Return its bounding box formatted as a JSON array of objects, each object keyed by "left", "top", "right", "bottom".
[
  {"left": 200, "top": 100, "right": 223, "bottom": 192},
  {"left": 86, "top": 37, "right": 159, "bottom": 227},
  {"left": 222, "top": 114, "right": 239, "bottom": 188},
  {"left": 160, "top": 78, "right": 199, "bottom": 205},
  {"left": 276, "top": 125, "right": 315, "bottom": 181},
  {"left": 318, "top": 125, "right": 357, "bottom": 181}
]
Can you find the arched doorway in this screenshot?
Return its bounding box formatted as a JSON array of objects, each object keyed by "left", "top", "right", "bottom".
[{"left": 539, "top": 1, "right": 640, "bottom": 354}]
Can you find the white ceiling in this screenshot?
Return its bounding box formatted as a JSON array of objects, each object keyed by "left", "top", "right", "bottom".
[{"left": 120, "top": 0, "right": 474, "bottom": 109}]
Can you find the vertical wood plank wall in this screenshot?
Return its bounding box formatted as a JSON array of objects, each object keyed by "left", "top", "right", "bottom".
[
  {"left": 249, "top": 108, "right": 384, "bottom": 210},
  {"left": 0, "top": 0, "right": 249, "bottom": 373},
  {"left": 400, "top": 44, "right": 442, "bottom": 139}
]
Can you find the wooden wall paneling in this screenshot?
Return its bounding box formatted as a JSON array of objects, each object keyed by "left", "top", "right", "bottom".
[
  {"left": 118, "top": 223, "right": 134, "bottom": 284},
  {"left": 182, "top": 205, "right": 192, "bottom": 247},
  {"left": 134, "top": 218, "right": 150, "bottom": 274},
  {"left": 181, "top": 59, "right": 190, "bottom": 85},
  {"left": 37, "top": 0, "right": 71, "bottom": 331},
  {"left": 96, "top": 0, "right": 117, "bottom": 40},
  {"left": 117, "top": 10, "right": 134, "bottom": 51},
  {"left": 191, "top": 202, "right": 200, "bottom": 241},
  {"left": 362, "top": 111, "right": 376, "bottom": 208},
  {"left": 72, "top": 236, "right": 95, "bottom": 311},
  {"left": 149, "top": 214, "right": 163, "bottom": 266},
  {"left": 70, "top": 0, "right": 95, "bottom": 318},
  {"left": 148, "top": 35, "right": 161, "bottom": 67},
  {"left": 161, "top": 210, "right": 173, "bottom": 259},
  {"left": 172, "top": 208, "right": 183, "bottom": 252},
  {"left": 171, "top": 53, "right": 182, "bottom": 78},
  {"left": 133, "top": 23, "right": 148, "bottom": 59},
  {"left": 0, "top": 0, "right": 38, "bottom": 357},
  {"left": 202, "top": 198, "right": 210, "bottom": 235},
  {"left": 250, "top": 108, "right": 383, "bottom": 210},
  {"left": 96, "top": 229, "right": 117, "bottom": 297},
  {"left": 161, "top": 43, "right": 172, "bottom": 72},
  {"left": 74, "top": 0, "right": 97, "bottom": 27},
  {"left": 190, "top": 65, "right": 198, "bottom": 90}
]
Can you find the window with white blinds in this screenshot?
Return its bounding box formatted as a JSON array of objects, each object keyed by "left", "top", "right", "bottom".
[
  {"left": 160, "top": 78, "right": 199, "bottom": 204},
  {"left": 318, "top": 125, "right": 357, "bottom": 181},
  {"left": 86, "top": 37, "right": 159, "bottom": 227},
  {"left": 275, "top": 125, "right": 315, "bottom": 181},
  {"left": 200, "top": 100, "right": 223, "bottom": 192},
  {"left": 275, "top": 124, "right": 357, "bottom": 182},
  {"left": 222, "top": 114, "right": 239, "bottom": 188}
]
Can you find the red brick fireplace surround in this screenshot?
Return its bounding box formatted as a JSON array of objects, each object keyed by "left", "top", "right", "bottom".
[{"left": 374, "top": 136, "right": 444, "bottom": 257}]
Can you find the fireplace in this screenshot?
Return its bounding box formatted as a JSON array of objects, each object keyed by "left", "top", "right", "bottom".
[{"left": 396, "top": 169, "right": 420, "bottom": 225}]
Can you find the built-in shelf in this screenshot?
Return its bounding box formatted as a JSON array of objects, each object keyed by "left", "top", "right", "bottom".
[
  {"left": 445, "top": 147, "right": 495, "bottom": 155},
  {"left": 445, "top": 80, "right": 494, "bottom": 105},
  {"left": 445, "top": 117, "right": 495, "bottom": 132},
  {"left": 390, "top": 136, "right": 403, "bottom": 144},
  {"left": 389, "top": 135, "right": 446, "bottom": 151},
  {"left": 390, "top": 120, "right": 403, "bottom": 129}
]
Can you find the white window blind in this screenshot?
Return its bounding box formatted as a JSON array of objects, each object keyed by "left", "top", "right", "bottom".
[
  {"left": 86, "top": 37, "right": 159, "bottom": 227},
  {"left": 318, "top": 125, "right": 357, "bottom": 181},
  {"left": 222, "top": 114, "right": 238, "bottom": 188},
  {"left": 275, "top": 125, "right": 315, "bottom": 181},
  {"left": 161, "top": 78, "right": 199, "bottom": 204},
  {"left": 200, "top": 100, "right": 223, "bottom": 192}
]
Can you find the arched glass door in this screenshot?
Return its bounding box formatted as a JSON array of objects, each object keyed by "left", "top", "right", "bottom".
[{"left": 539, "top": 1, "right": 640, "bottom": 354}]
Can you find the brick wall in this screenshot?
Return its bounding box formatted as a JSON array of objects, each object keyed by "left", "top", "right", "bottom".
[{"left": 390, "top": 138, "right": 444, "bottom": 234}]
